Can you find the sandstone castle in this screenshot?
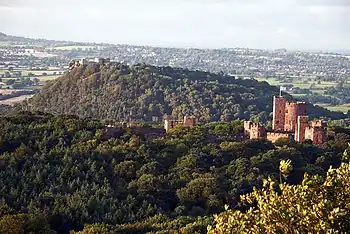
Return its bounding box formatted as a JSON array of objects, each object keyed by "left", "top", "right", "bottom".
[{"left": 244, "top": 95, "right": 326, "bottom": 146}]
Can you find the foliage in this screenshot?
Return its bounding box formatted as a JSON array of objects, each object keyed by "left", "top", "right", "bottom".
[
  {"left": 0, "top": 112, "right": 346, "bottom": 233},
  {"left": 26, "top": 63, "right": 343, "bottom": 122},
  {"left": 208, "top": 161, "right": 350, "bottom": 233}
]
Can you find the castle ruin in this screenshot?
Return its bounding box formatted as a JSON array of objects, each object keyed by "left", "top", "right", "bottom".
[
  {"left": 69, "top": 57, "right": 111, "bottom": 71},
  {"left": 245, "top": 96, "right": 326, "bottom": 146},
  {"left": 164, "top": 116, "right": 196, "bottom": 133}
]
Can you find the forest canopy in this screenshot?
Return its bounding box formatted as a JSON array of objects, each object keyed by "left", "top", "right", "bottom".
[
  {"left": 25, "top": 63, "right": 346, "bottom": 122},
  {"left": 0, "top": 112, "right": 349, "bottom": 233}
]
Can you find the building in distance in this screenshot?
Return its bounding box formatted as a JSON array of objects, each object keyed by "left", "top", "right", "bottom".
[{"left": 245, "top": 95, "right": 326, "bottom": 146}]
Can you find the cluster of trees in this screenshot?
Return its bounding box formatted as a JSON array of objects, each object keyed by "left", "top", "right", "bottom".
[
  {"left": 0, "top": 112, "right": 349, "bottom": 233},
  {"left": 27, "top": 63, "right": 346, "bottom": 122},
  {"left": 325, "top": 83, "right": 350, "bottom": 104},
  {"left": 0, "top": 77, "right": 40, "bottom": 89},
  {"left": 294, "top": 81, "right": 350, "bottom": 108}
]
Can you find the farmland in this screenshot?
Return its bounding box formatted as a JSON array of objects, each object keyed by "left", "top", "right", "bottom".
[
  {"left": 0, "top": 31, "right": 349, "bottom": 114},
  {"left": 255, "top": 77, "right": 338, "bottom": 93},
  {"left": 316, "top": 103, "right": 350, "bottom": 114},
  {"left": 256, "top": 77, "right": 349, "bottom": 114},
  {"left": 49, "top": 45, "right": 101, "bottom": 50}
]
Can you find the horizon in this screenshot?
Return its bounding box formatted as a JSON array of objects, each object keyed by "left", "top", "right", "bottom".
[
  {"left": 2, "top": 31, "right": 349, "bottom": 55},
  {"left": 0, "top": 0, "right": 349, "bottom": 52}
]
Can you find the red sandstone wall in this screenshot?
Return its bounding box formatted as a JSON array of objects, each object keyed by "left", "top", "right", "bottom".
[
  {"left": 296, "top": 102, "right": 307, "bottom": 118},
  {"left": 284, "top": 102, "right": 297, "bottom": 131},
  {"left": 272, "top": 96, "right": 286, "bottom": 131},
  {"left": 305, "top": 126, "right": 326, "bottom": 146},
  {"left": 312, "top": 127, "right": 326, "bottom": 146}
]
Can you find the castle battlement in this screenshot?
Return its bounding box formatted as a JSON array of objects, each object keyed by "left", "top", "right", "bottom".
[
  {"left": 164, "top": 116, "right": 196, "bottom": 133},
  {"left": 245, "top": 95, "right": 326, "bottom": 146},
  {"left": 266, "top": 132, "right": 293, "bottom": 143},
  {"left": 69, "top": 57, "right": 111, "bottom": 71}
]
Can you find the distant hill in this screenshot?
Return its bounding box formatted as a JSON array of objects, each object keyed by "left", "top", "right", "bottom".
[{"left": 26, "top": 62, "right": 346, "bottom": 122}]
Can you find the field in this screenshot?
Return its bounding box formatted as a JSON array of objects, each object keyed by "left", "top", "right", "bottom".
[
  {"left": 0, "top": 68, "right": 63, "bottom": 85},
  {"left": 255, "top": 77, "right": 337, "bottom": 90},
  {"left": 0, "top": 41, "right": 11, "bottom": 46},
  {"left": 0, "top": 94, "right": 34, "bottom": 106},
  {"left": 50, "top": 45, "right": 100, "bottom": 50},
  {"left": 27, "top": 70, "right": 64, "bottom": 76},
  {"left": 256, "top": 77, "right": 350, "bottom": 114},
  {"left": 316, "top": 103, "right": 350, "bottom": 113}
]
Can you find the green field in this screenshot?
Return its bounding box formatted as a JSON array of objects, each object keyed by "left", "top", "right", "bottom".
[
  {"left": 256, "top": 77, "right": 350, "bottom": 113},
  {"left": 51, "top": 45, "right": 99, "bottom": 50},
  {"left": 39, "top": 76, "right": 59, "bottom": 81},
  {"left": 316, "top": 103, "right": 350, "bottom": 113},
  {"left": 0, "top": 41, "right": 11, "bottom": 46},
  {"left": 256, "top": 77, "right": 337, "bottom": 90}
]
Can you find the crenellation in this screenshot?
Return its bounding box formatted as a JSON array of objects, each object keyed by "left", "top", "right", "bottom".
[
  {"left": 245, "top": 95, "right": 326, "bottom": 146},
  {"left": 69, "top": 57, "right": 111, "bottom": 71},
  {"left": 267, "top": 132, "right": 293, "bottom": 143},
  {"left": 164, "top": 116, "right": 196, "bottom": 132},
  {"left": 244, "top": 121, "right": 266, "bottom": 140}
]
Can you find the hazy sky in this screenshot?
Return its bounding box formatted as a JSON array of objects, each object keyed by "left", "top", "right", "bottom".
[{"left": 1, "top": 0, "right": 349, "bottom": 50}]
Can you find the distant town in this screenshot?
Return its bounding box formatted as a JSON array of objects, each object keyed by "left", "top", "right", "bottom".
[{"left": 0, "top": 32, "right": 349, "bottom": 112}]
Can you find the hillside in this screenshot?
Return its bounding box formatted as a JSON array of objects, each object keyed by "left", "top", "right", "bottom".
[
  {"left": 0, "top": 112, "right": 346, "bottom": 233},
  {"left": 26, "top": 62, "right": 345, "bottom": 122}
]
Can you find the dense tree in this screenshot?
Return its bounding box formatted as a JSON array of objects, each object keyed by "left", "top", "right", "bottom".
[
  {"left": 26, "top": 63, "right": 344, "bottom": 122},
  {"left": 0, "top": 112, "right": 346, "bottom": 233}
]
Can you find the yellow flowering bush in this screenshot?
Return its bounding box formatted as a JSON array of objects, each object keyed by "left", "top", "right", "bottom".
[{"left": 208, "top": 162, "right": 350, "bottom": 233}]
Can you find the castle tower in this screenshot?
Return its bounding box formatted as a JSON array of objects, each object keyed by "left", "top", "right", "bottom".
[
  {"left": 249, "top": 123, "right": 267, "bottom": 140},
  {"left": 164, "top": 117, "right": 177, "bottom": 133},
  {"left": 284, "top": 102, "right": 307, "bottom": 132},
  {"left": 272, "top": 96, "right": 286, "bottom": 131},
  {"left": 183, "top": 116, "right": 196, "bottom": 127},
  {"left": 244, "top": 121, "right": 253, "bottom": 136},
  {"left": 305, "top": 125, "right": 326, "bottom": 147},
  {"left": 295, "top": 116, "right": 309, "bottom": 143}
]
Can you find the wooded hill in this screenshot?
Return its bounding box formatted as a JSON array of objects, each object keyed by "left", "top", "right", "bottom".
[
  {"left": 26, "top": 63, "right": 346, "bottom": 122},
  {"left": 0, "top": 112, "right": 348, "bottom": 233}
]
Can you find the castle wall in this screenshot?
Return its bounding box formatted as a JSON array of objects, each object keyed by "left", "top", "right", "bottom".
[
  {"left": 295, "top": 116, "right": 309, "bottom": 142},
  {"left": 267, "top": 132, "right": 292, "bottom": 143},
  {"left": 272, "top": 96, "right": 286, "bottom": 131}
]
